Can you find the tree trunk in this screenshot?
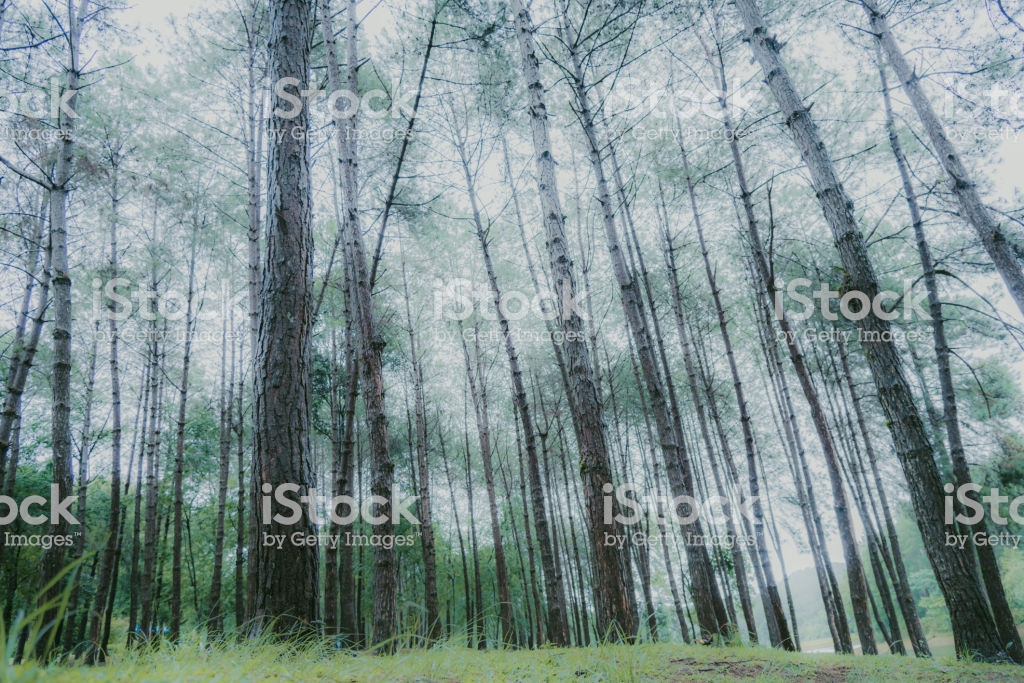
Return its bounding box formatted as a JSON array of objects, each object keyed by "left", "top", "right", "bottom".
[
  {"left": 35, "top": 0, "right": 89, "bottom": 661},
  {"left": 0, "top": 194, "right": 48, "bottom": 479},
  {"left": 861, "top": 0, "right": 1024, "bottom": 317},
  {"left": 508, "top": 0, "right": 636, "bottom": 642},
  {"left": 733, "top": 0, "right": 1004, "bottom": 660},
  {"left": 170, "top": 236, "right": 198, "bottom": 643},
  {"left": 400, "top": 255, "right": 440, "bottom": 644},
  {"left": 234, "top": 333, "right": 247, "bottom": 634},
  {"left": 878, "top": 63, "right": 1023, "bottom": 662},
  {"left": 85, "top": 152, "right": 125, "bottom": 663},
  {"left": 322, "top": 0, "right": 395, "bottom": 648},
  {"left": 128, "top": 340, "right": 154, "bottom": 646},
  {"left": 140, "top": 324, "right": 166, "bottom": 640},
  {"left": 208, "top": 309, "right": 235, "bottom": 637},
  {"left": 63, "top": 319, "right": 98, "bottom": 655},
  {"left": 249, "top": 0, "right": 320, "bottom": 637}
]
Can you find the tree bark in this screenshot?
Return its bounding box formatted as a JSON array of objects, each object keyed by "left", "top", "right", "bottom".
[
  {"left": 861, "top": 0, "right": 1024, "bottom": 317},
  {"left": 322, "top": 0, "right": 395, "bottom": 648},
  {"left": 35, "top": 0, "right": 89, "bottom": 661},
  {"left": 170, "top": 234, "right": 198, "bottom": 643},
  {"left": 733, "top": 0, "right": 1004, "bottom": 660},
  {"left": 509, "top": 0, "right": 636, "bottom": 642},
  {"left": 879, "top": 62, "right": 1022, "bottom": 662},
  {"left": 249, "top": 0, "right": 320, "bottom": 637}
]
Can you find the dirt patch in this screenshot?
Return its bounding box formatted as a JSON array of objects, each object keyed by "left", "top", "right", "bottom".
[{"left": 667, "top": 656, "right": 767, "bottom": 680}]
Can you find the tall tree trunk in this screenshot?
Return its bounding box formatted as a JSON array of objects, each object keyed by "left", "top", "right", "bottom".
[
  {"left": 241, "top": 0, "right": 264, "bottom": 626},
  {"left": 249, "top": 0, "right": 320, "bottom": 637},
  {"left": 170, "top": 236, "right": 198, "bottom": 643},
  {"left": 35, "top": 0, "right": 89, "bottom": 661},
  {"left": 462, "top": 422, "right": 485, "bottom": 649},
  {"left": 209, "top": 309, "right": 235, "bottom": 637},
  {"left": 513, "top": 410, "right": 544, "bottom": 647},
  {"left": 86, "top": 152, "right": 124, "bottom": 663},
  {"left": 0, "top": 194, "right": 48, "bottom": 479},
  {"left": 733, "top": 0, "right": 1004, "bottom": 660},
  {"left": 439, "top": 426, "right": 473, "bottom": 647},
  {"left": 234, "top": 332, "right": 247, "bottom": 634},
  {"left": 140, "top": 327, "right": 165, "bottom": 640},
  {"left": 128, "top": 340, "right": 154, "bottom": 646},
  {"left": 322, "top": 0, "right": 395, "bottom": 648},
  {"left": 400, "top": 254, "right": 440, "bottom": 644},
  {"left": 878, "top": 63, "right": 1023, "bottom": 662},
  {"left": 508, "top": 0, "right": 636, "bottom": 642},
  {"left": 63, "top": 320, "right": 98, "bottom": 655},
  {"left": 860, "top": 0, "right": 1024, "bottom": 317}
]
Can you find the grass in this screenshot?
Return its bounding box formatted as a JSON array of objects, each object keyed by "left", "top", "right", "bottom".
[{"left": 19, "top": 639, "right": 1024, "bottom": 682}]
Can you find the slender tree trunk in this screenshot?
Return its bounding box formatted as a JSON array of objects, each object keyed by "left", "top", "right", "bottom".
[
  {"left": 513, "top": 410, "right": 544, "bottom": 647},
  {"left": 140, "top": 327, "right": 166, "bottom": 640},
  {"left": 439, "top": 426, "right": 473, "bottom": 647},
  {"left": 170, "top": 237, "right": 198, "bottom": 643},
  {"left": 128, "top": 341, "right": 154, "bottom": 646},
  {"left": 86, "top": 155, "right": 124, "bottom": 663},
  {"left": 861, "top": 0, "right": 1024, "bottom": 316},
  {"left": 242, "top": 1, "right": 264, "bottom": 627},
  {"left": 234, "top": 333, "right": 247, "bottom": 634},
  {"left": 878, "top": 63, "right": 1023, "bottom": 662},
  {"left": 733, "top": 0, "right": 1004, "bottom": 659},
  {"left": 508, "top": 0, "right": 636, "bottom": 642},
  {"left": 209, "top": 310, "right": 234, "bottom": 637},
  {"left": 400, "top": 255, "right": 440, "bottom": 644},
  {"left": 0, "top": 194, "right": 48, "bottom": 478},
  {"left": 36, "top": 0, "right": 89, "bottom": 661},
  {"left": 63, "top": 320, "right": 98, "bottom": 655},
  {"left": 462, "top": 422, "right": 485, "bottom": 649}
]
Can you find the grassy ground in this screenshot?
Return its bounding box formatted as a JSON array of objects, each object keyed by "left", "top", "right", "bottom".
[{"left": 16, "top": 640, "right": 1024, "bottom": 682}]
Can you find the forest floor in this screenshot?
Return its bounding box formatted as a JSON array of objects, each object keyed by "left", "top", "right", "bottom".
[{"left": 21, "top": 640, "right": 1024, "bottom": 682}]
